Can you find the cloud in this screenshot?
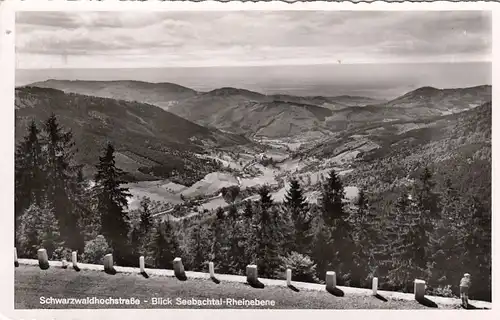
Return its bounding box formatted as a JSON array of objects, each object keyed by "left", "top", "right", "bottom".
[{"left": 15, "top": 11, "right": 492, "bottom": 69}]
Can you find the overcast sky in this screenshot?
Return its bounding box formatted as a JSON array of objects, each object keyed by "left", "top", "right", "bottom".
[{"left": 15, "top": 11, "right": 492, "bottom": 69}]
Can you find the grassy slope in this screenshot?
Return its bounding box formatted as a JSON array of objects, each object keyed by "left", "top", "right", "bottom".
[{"left": 15, "top": 265, "right": 460, "bottom": 310}]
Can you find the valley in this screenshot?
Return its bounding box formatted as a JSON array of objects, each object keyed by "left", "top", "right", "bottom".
[
  {"left": 124, "top": 136, "right": 358, "bottom": 221},
  {"left": 16, "top": 81, "right": 492, "bottom": 225}
]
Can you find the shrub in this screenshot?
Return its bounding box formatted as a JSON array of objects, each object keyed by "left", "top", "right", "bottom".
[
  {"left": 426, "top": 284, "right": 457, "bottom": 298},
  {"left": 81, "top": 235, "right": 112, "bottom": 264},
  {"left": 51, "top": 247, "right": 73, "bottom": 261},
  {"left": 281, "top": 252, "right": 319, "bottom": 283}
]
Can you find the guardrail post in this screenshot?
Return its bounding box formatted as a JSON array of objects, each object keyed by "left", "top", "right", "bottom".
[{"left": 37, "top": 248, "right": 49, "bottom": 270}]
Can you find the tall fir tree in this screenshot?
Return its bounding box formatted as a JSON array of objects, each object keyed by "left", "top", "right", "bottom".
[
  {"left": 284, "top": 178, "right": 312, "bottom": 254},
  {"left": 189, "top": 224, "right": 211, "bottom": 271},
  {"left": 428, "top": 178, "right": 461, "bottom": 288},
  {"left": 139, "top": 197, "right": 154, "bottom": 236},
  {"left": 74, "top": 166, "right": 97, "bottom": 241},
  {"left": 462, "top": 195, "right": 491, "bottom": 300},
  {"left": 42, "top": 114, "right": 84, "bottom": 252},
  {"left": 15, "top": 120, "right": 46, "bottom": 245},
  {"left": 349, "top": 188, "right": 378, "bottom": 287},
  {"left": 388, "top": 191, "right": 431, "bottom": 291},
  {"left": 163, "top": 219, "right": 180, "bottom": 266},
  {"left": 256, "top": 185, "right": 282, "bottom": 278},
  {"left": 211, "top": 207, "right": 230, "bottom": 272},
  {"left": 130, "top": 226, "right": 143, "bottom": 259},
  {"left": 243, "top": 200, "right": 254, "bottom": 219},
  {"left": 312, "top": 220, "right": 332, "bottom": 280},
  {"left": 148, "top": 222, "right": 170, "bottom": 268},
  {"left": 93, "top": 142, "right": 131, "bottom": 265},
  {"left": 320, "top": 169, "right": 347, "bottom": 226},
  {"left": 317, "top": 169, "right": 355, "bottom": 283},
  {"left": 414, "top": 167, "right": 441, "bottom": 224},
  {"left": 242, "top": 200, "right": 258, "bottom": 264}
]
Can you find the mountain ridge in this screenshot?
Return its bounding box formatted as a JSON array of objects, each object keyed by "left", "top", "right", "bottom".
[
  {"left": 15, "top": 86, "right": 251, "bottom": 183},
  {"left": 25, "top": 79, "right": 492, "bottom": 138}
]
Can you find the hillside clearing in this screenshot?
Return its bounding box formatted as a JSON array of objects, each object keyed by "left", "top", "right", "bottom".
[{"left": 15, "top": 265, "right": 468, "bottom": 310}]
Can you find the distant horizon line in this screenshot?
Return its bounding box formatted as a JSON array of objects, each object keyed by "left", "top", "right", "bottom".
[{"left": 15, "top": 60, "right": 492, "bottom": 71}]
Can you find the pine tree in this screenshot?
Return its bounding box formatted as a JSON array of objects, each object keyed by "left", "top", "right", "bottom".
[
  {"left": 349, "top": 188, "right": 378, "bottom": 287},
  {"left": 190, "top": 224, "right": 211, "bottom": 271},
  {"left": 388, "top": 191, "right": 431, "bottom": 292},
  {"left": 211, "top": 207, "right": 229, "bottom": 272},
  {"left": 139, "top": 197, "right": 154, "bottom": 236},
  {"left": 130, "top": 226, "right": 143, "bottom": 259},
  {"left": 222, "top": 185, "right": 240, "bottom": 206},
  {"left": 15, "top": 120, "right": 45, "bottom": 245},
  {"left": 351, "top": 188, "right": 367, "bottom": 228},
  {"left": 73, "top": 166, "right": 96, "bottom": 242},
  {"left": 243, "top": 200, "right": 254, "bottom": 219},
  {"left": 227, "top": 214, "right": 253, "bottom": 275},
  {"left": 414, "top": 167, "right": 440, "bottom": 223},
  {"left": 320, "top": 169, "right": 348, "bottom": 226},
  {"left": 42, "top": 114, "right": 84, "bottom": 252},
  {"left": 93, "top": 142, "right": 131, "bottom": 265},
  {"left": 312, "top": 220, "right": 332, "bottom": 280},
  {"left": 429, "top": 178, "right": 461, "bottom": 288},
  {"left": 163, "top": 219, "right": 180, "bottom": 265},
  {"left": 258, "top": 185, "right": 273, "bottom": 212},
  {"left": 256, "top": 185, "right": 282, "bottom": 278},
  {"left": 148, "top": 222, "right": 170, "bottom": 268},
  {"left": 317, "top": 169, "right": 355, "bottom": 283},
  {"left": 242, "top": 200, "right": 258, "bottom": 264},
  {"left": 228, "top": 205, "right": 239, "bottom": 221},
  {"left": 284, "top": 178, "right": 312, "bottom": 254},
  {"left": 462, "top": 195, "right": 491, "bottom": 300}
]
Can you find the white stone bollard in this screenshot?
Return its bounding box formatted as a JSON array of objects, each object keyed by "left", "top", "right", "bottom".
[
  {"left": 326, "top": 271, "right": 336, "bottom": 291},
  {"left": 246, "top": 265, "right": 258, "bottom": 284},
  {"left": 14, "top": 247, "right": 19, "bottom": 267},
  {"left": 173, "top": 257, "right": 186, "bottom": 279},
  {"left": 209, "top": 262, "right": 215, "bottom": 278},
  {"left": 286, "top": 269, "right": 292, "bottom": 286},
  {"left": 37, "top": 248, "right": 49, "bottom": 270},
  {"left": 139, "top": 256, "right": 145, "bottom": 273},
  {"left": 414, "top": 279, "right": 426, "bottom": 300},
  {"left": 372, "top": 277, "right": 378, "bottom": 295},
  {"left": 72, "top": 251, "right": 78, "bottom": 268},
  {"left": 103, "top": 254, "right": 114, "bottom": 273}
]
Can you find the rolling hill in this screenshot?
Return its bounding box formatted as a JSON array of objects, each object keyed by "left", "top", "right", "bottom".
[
  {"left": 28, "top": 79, "right": 198, "bottom": 111},
  {"left": 170, "top": 96, "right": 334, "bottom": 138},
  {"left": 379, "top": 85, "right": 492, "bottom": 117},
  {"left": 15, "top": 86, "right": 250, "bottom": 184}
]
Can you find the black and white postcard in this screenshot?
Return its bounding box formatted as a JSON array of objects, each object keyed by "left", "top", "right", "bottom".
[{"left": 0, "top": 1, "right": 497, "bottom": 319}]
